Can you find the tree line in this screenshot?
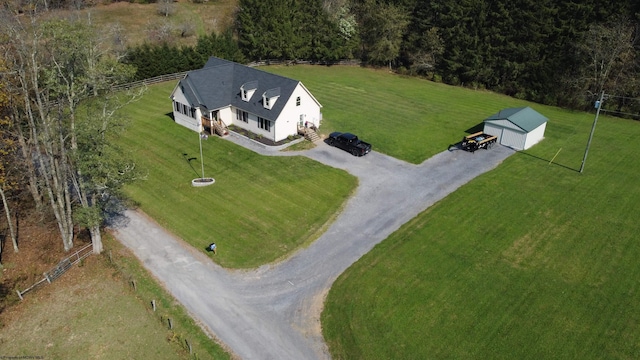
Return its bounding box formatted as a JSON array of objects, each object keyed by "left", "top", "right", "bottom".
[
  {"left": 122, "top": 0, "right": 639, "bottom": 112},
  {"left": 0, "top": 9, "right": 144, "bottom": 263},
  {"left": 123, "top": 30, "right": 245, "bottom": 81},
  {"left": 233, "top": 0, "right": 640, "bottom": 110}
]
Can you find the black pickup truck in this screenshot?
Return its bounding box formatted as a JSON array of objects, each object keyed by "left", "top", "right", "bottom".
[{"left": 327, "top": 132, "right": 372, "bottom": 156}]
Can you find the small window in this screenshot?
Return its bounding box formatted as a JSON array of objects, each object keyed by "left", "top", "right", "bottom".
[
  {"left": 236, "top": 110, "right": 248, "bottom": 123},
  {"left": 258, "top": 117, "right": 271, "bottom": 132},
  {"left": 265, "top": 97, "right": 270, "bottom": 107},
  {"left": 296, "top": 97, "right": 301, "bottom": 106},
  {"left": 242, "top": 89, "right": 248, "bottom": 100}
]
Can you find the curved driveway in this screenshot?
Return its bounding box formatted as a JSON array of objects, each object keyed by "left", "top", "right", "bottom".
[{"left": 112, "top": 136, "right": 514, "bottom": 359}]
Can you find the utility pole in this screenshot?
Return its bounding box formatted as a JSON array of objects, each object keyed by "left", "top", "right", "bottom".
[{"left": 580, "top": 91, "right": 605, "bottom": 173}]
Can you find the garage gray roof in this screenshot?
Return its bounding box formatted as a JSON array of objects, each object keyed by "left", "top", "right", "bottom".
[
  {"left": 484, "top": 107, "right": 548, "bottom": 132},
  {"left": 177, "top": 57, "right": 299, "bottom": 121}
]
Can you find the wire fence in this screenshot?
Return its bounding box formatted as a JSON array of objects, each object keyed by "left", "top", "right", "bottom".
[{"left": 16, "top": 243, "right": 93, "bottom": 300}]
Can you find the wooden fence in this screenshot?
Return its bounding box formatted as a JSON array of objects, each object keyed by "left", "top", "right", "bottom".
[
  {"left": 110, "top": 58, "right": 361, "bottom": 91},
  {"left": 111, "top": 71, "right": 188, "bottom": 92},
  {"left": 16, "top": 243, "right": 93, "bottom": 300}
]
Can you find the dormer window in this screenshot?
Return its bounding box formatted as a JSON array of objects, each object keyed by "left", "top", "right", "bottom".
[
  {"left": 263, "top": 87, "right": 280, "bottom": 110},
  {"left": 241, "top": 81, "right": 258, "bottom": 102}
]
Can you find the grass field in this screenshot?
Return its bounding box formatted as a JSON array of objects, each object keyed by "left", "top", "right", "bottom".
[
  {"left": 264, "top": 65, "right": 588, "bottom": 165},
  {"left": 75, "top": 0, "right": 237, "bottom": 47},
  {"left": 305, "top": 70, "right": 640, "bottom": 357},
  {"left": 117, "top": 82, "right": 356, "bottom": 269},
  {"left": 0, "top": 240, "right": 229, "bottom": 360},
  {"left": 1, "top": 264, "right": 179, "bottom": 359},
  {"left": 113, "top": 65, "right": 640, "bottom": 358}
]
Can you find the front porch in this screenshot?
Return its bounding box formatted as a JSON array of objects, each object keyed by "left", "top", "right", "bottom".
[
  {"left": 298, "top": 124, "right": 320, "bottom": 142},
  {"left": 201, "top": 116, "right": 229, "bottom": 137}
]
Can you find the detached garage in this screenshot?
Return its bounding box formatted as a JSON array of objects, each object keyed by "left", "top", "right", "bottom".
[{"left": 483, "top": 107, "right": 548, "bottom": 150}]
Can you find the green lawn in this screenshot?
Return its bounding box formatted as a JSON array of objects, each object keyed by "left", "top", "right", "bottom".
[
  {"left": 116, "top": 66, "right": 640, "bottom": 358},
  {"left": 264, "top": 65, "right": 583, "bottom": 164},
  {"left": 117, "top": 82, "right": 356, "bottom": 268},
  {"left": 317, "top": 77, "right": 640, "bottom": 357}
]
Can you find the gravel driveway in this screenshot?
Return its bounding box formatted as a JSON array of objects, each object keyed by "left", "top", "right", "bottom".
[{"left": 112, "top": 136, "right": 514, "bottom": 359}]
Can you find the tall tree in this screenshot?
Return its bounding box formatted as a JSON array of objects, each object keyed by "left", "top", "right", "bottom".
[
  {"left": 0, "top": 65, "right": 19, "bottom": 254},
  {"left": 353, "top": 0, "right": 410, "bottom": 66},
  {"left": 237, "top": 0, "right": 350, "bottom": 61},
  {"left": 578, "top": 17, "right": 639, "bottom": 98},
  {"left": 403, "top": 0, "right": 443, "bottom": 75},
  {"left": 3, "top": 11, "right": 141, "bottom": 253}
]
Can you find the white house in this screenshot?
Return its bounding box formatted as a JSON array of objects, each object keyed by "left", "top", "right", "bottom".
[
  {"left": 483, "top": 107, "right": 548, "bottom": 150},
  {"left": 170, "top": 57, "right": 322, "bottom": 143}
]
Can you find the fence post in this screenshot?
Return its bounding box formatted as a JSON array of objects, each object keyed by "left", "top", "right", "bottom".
[
  {"left": 151, "top": 299, "right": 156, "bottom": 311},
  {"left": 16, "top": 289, "right": 23, "bottom": 301},
  {"left": 185, "top": 338, "right": 192, "bottom": 354},
  {"left": 167, "top": 318, "right": 173, "bottom": 329}
]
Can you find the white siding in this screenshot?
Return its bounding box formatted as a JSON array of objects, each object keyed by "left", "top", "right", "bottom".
[
  {"left": 523, "top": 123, "right": 546, "bottom": 150},
  {"left": 484, "top": 121, "right": 526, "bottom": 150},
  {"left": 170, "top": 81, "right": 321, "bottom": 142},
  {"left": 172, "top": 85, "right": 189, "bottom": 105},
  {"left": 171, "top": 87, "right": 201, "bottom": 132},
  {"left": 275, "top": 84, "right": 322, "bottom": 142},
  {"left": 218, "top": 107, "right": 233, "bottom": 126},
  {"left": 485, "top": 120, "right": 547, "bottom": 150},
  {"left": 222, "top": 84, "right": 320, "bottom": 142},
  {"left": 500, "top": 128, "right": 526, "bottom": 150},
  {"left": 228, "top": 109, "right": 277, "bottom": 141},
  {"left": 484, "top": 123, "right": 502, "bottom": 138},
  {"left": 174, "top": 113, "right": 199, "bottom": 132}
]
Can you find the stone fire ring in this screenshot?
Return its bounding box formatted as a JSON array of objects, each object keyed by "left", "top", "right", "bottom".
[{"left": 191, "top": 178, "right": 215, "bottom": 187}]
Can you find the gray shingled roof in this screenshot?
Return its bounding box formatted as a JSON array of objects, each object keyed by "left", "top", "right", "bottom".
[
  {"left": 484, "top": 107, "right": 548, "bottom": 132},
  {"left": 177, "top": 57, "right": 300, "bottom": 121}
]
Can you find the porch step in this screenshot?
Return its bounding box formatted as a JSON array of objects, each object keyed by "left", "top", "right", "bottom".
[
  {"left": 304, "top": 128, "right": 320, "bottom": 142},
  {"left": 212, "top": 121, "right": 229, "bottom": 137}
]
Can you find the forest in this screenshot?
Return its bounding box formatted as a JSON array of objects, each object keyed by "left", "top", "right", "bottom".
[{"left": 122, "top": 0, "right": 640, "bottom": 112}]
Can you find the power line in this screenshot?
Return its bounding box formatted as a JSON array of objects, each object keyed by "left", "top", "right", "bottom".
[
  {"left": 602, "top": 94, "right": 640, "bottom": 102},
  {"left": 600, "top": 108, "right": 640, "bottom": 118}
]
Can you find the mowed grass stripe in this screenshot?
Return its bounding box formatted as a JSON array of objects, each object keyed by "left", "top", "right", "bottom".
[
  {"left": 116, "top": 82, "right": 357, "bottom": 268},
  {"left": 264, "top": 65, "right": 542, "bottom": 163},
  {"left": 323, "top": 110, "right": 640, "bottom": 359}
]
